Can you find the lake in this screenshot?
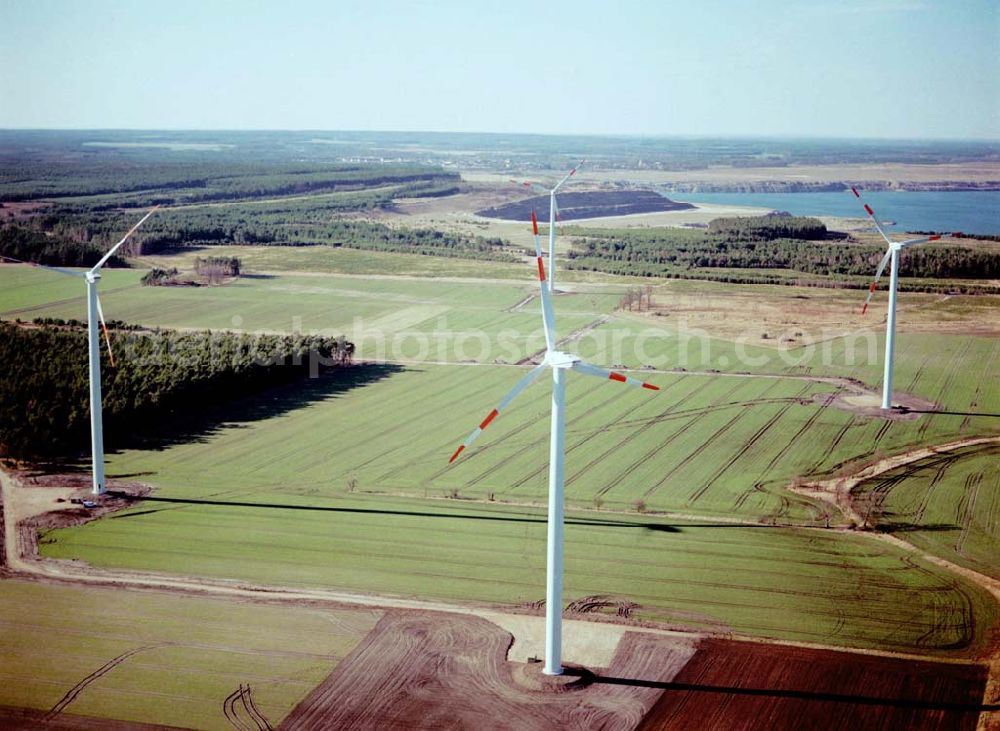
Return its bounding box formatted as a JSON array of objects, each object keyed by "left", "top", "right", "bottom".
[{"left": 670, "top": 191, "right": 999, "bottom": 236}]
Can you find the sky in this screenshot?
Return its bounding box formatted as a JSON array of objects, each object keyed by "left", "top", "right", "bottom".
[{"left": 1, "top": 0, "right": 997, "bottom": 139}]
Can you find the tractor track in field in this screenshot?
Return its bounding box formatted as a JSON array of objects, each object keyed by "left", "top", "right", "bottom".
[
  {"left": 754, "top": 383, "right": 832, "bottom": 479},
  {"left": 482, "top": 379, "right": 629, "bottom": 490},
  {"left": 338, "top": 366, "right": 479, "bottom": 476},
  {"left": 872, "top": 419, "right": 894, "bottom": 451},
  {"left": 663, "top": 380, "right": 786, "bottom": 505},
  {"left": 961, "top": 340, "right": 998, "bottom": 433},
  {"left": 0, "top": 281, "right": 142, "bottom": 319},
  {"left": 623, "top": 380, "right": 760, "bottom": 501},
  {"left": 955, "top": 472, "right": 984, "bottom": 558},
  {"left": 563, "top": 377, "right": 710, "bottom": 493},
  {"left": 919, "top": 339, "right": 974, "bottom": 441},
  {"left": 590, "top": 379, "right": 747, "bottom": 501},
  {"left": 44, "top": 643, "right": 171, "bottom": 721},
  {"left": 690, "top": 383, "right": 813, "bottom": 506},
  {"left": 902, "top": 353, "right": 932, "bottom": 399},
  {"left": 223, "top": 684, "right": 272, "bottom": 731},
  {"left": 807, "top": 415, "right": 856, "bottom": 476}
]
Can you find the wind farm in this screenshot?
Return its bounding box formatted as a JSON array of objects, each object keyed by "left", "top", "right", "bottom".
[{"left": 1, "top": 1, "right": 999, "bottom": 728}]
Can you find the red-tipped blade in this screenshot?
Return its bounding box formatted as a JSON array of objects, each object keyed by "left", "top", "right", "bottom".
[
  {"left": 851, "top": 186, "right": 861, "bottom": 198},
  {"left": 531, "top": 209, "right": 539, "bottom": 236},
  {"left": 642, "top": 383, "right": 659, "bottom": 390},
  {"left": 479, "top": 409, "right": 499, "bottom": 429},
  {"left": 449, "top": 445, "right": 466, "bottom": 464}
]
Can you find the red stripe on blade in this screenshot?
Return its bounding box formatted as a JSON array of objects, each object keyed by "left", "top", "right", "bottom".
[
  {"left": 609, "top": 372, "right": 627, "bottom": 383},
  {"left": 480, "top": 409, "right": 499, "bottom": 429},
  {"left": 864, "top": 204, "right": 874, "bottom": 216},
  {"left": 642, "top": 383, "right": 659, "bottom": 390},
  {"left": 449, "top": 445, "right": 465, "bottom": 463},
  {"left": 537, "top": 257, "right": 546, "bottom": 281}
]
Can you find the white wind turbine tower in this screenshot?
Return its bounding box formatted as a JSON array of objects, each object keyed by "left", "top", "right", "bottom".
[
  {"left": 851, "top": 187, "right": 957, "bottom": 410},
  {"left": 35, "top": 208, "right": 157, "bottom": 494},
  {"left": 511, "top": 161, "right": 583, "bottom": 293},
  {"left": 448, "top": 208, "right": 658, "bottom": 676}
]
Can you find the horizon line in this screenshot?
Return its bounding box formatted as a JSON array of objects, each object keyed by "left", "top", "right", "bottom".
[{"left": 1, "top": 127, "right": 998, "bottom": 144}]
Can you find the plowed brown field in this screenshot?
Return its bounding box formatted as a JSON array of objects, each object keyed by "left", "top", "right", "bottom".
[
  {"left": 280, "top": 612, "right": 991, "bottom": 730},
  {"left": 637, "top": 639, "right": 989, "bottom": 731}
]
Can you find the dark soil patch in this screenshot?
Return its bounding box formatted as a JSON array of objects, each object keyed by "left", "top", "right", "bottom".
[{"left": 477, "top": 190, "right": 695, "bottom": 222}]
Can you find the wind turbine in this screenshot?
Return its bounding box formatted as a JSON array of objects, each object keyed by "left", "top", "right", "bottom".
[
  {"left": 511, "top": 161, "right": 583, "bottom": 293},
  {"left": 29, "top": 208, "right": 158, "bottom": 494},
  {"left": 851, "top": 187, "right": 957, "bottom": 410},
  {"left": 448, "top": 208, "right": 658, "bottom": 676}
]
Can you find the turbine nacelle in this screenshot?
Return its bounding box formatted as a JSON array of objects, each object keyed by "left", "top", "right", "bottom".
[{"left": 542, "top": 350, "right": 581, "bottom": 369}]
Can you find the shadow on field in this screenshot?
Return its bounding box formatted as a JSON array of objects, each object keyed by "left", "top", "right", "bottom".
[
  {"left": 587, "top": 673, "right": 999, "bottom": 713},
  {"left": 871, "top": 520, "right": 959, "bottom": 534},
  {"left": 897, "top": 407, "right": 1000, "bottom": 419},
  {"left": 116, "top": 363, "right": 404, "bottom": 453},
  {"left": 106, "top": 491, "right": 697, "bottom": 532}
]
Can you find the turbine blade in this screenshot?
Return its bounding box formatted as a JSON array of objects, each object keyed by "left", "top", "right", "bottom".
[
  {"left": 897, "top": 232, "right": 957, "bottom": 249},
  {"left": 95, "top": 295, "right": 115, "bottom": 367},
  {"left": 509, "top": 179, "right": 549, "bottom": 195},
  {"left": 0, "top": 254, "right": 85, "bottom": 277},
  {"left": 91, "top": 206, "right": 159, "bottom": 272},
  {"left": 571, "top": 361, "right": 659, "bottom": 390},
  {"left": 861, "top": 248, "right": 893, "bottom": 315},
  {"left": 849, "top": 187, "right": 894, "bottom": 247},
  {"left": 448, "top": 363, "right": 547, "bottom": 463},
  {"left": 552, "top": 160, "right": 584, "bottom": 193},
  {"left": 532, "top": 209, "right": 557, "bottom": 350}
]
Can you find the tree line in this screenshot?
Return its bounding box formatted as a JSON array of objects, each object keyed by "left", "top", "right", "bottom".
[
  {"left": 0, "top": 321, "right": 354, "bottom": 460},
  {"left": 567, "top": 215, "right": 1000, "bottom": 283}
]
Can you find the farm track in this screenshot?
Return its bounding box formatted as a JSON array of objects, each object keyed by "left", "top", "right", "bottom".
[
  {"left": 516, "top": 315, "right": 612, "bottom": 365},
  {"left": 44, "top": 644, "right": 170, "bottom": 721}
]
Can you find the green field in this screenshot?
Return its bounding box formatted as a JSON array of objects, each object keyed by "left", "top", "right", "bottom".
[
  {"left": 39, "top": 493, "right": 993, "bottom": 654},
  {"left": 853, "top": 442, "right": 1000, "bottom": 579},
  {"left": 0, "top": 264, "right": 613, "bottom": 362},
  {"left": 4, "top": 252, "right": 998, "bottom": 658},
  {"left": 0, "top": 580, "right": 380, "bottom": 729},
  {"left": 66, "top": 359, "right": 994, "bottom": 522}
]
